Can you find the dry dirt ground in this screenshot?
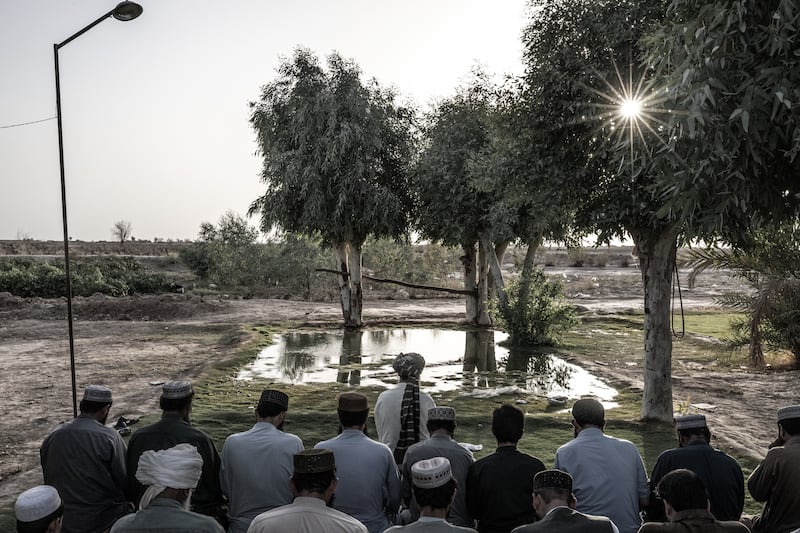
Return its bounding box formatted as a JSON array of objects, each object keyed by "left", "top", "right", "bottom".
[{"left": 0, "top": 269, "right": 798, "bottom": 512}]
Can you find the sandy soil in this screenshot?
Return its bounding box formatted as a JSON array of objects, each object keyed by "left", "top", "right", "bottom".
[{"left": 0, "top": 270, "right": 797, "bottom": 511}]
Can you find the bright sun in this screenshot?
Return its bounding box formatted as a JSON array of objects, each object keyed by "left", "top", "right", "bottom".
[{"left": 619, "top": 97, "right": 642, "bottom": 120}]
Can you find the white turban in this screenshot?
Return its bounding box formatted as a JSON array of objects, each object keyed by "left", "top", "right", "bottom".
[{"left": 135, "top": 443, "right": 203, "bottom": 509}]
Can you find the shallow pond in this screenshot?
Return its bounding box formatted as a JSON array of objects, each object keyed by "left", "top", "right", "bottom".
[{"left": 237, "top": 328, "right": 617, "bottom": 404}]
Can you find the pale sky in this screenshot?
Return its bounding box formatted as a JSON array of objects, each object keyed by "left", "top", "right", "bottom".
[{"left": 0, "top": 1, "right": 529, "bottom": 242}]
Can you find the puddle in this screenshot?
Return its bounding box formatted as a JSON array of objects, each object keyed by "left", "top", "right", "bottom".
[{"left": 237, "top": 329, "right": 617, "bottom": 403}]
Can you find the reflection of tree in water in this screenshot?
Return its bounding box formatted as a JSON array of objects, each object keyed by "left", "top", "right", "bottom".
[
  {"left": 462, "top": 329, "right": 573, "bottom": 393},
  {"left": 278, "top": 351, "right": 318, "bottom": 382},
  {"left": 337, "top": 330, "right": 363, "bottom": 385}
]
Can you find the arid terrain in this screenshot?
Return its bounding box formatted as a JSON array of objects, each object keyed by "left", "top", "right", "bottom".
[{"left": 0, "top": 245, "right": 798, "bottom": 514}]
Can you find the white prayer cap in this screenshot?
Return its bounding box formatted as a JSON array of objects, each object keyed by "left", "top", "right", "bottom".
[
  {"left": 411, "top": 457, "right": 452, "bottom": 489},
  {"left": 83, "top": 384, "right": 112, "bottom": 403},
  {"left": 15, "top": 485, "right": 62, "bottom": 523},
  {"left": 161, "top": 380, "right": 193, "bottom": 400},
  {"left": 778, "top": 405, "right": 800, "bottom": 422}
]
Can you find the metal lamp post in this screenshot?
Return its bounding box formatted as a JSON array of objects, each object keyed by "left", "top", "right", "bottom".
[{"left": 54, "top": 1, "right": 143, "bottom": 417}]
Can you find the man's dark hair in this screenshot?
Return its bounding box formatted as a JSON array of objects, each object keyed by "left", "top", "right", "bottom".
[
  {"left": 534, "top": 487, "right": 576, "bottom": 506},
  {"left": 779, "top": 418, "right": 800, "bottom": 436},
  {"left": 79, "top": 399, "right": 111, "bottom": 414},
  {"left": 656, "top": 469, "right": 709, "bottom": 512},
  {"left": 160, "top": 394, "right": 193, "bottom": 412},
  {"left": 257, "top": 401, "right": 286, "bottom": 418},
  {"left": 427, "top": 419, "right": 456, "bottom": 435},
  {"left": 491, "top": 404, "right": 524, "bottom": 443},
  {"left": 338, "top": 409, "right": 368, "bottom": 428},
  {"left": 412, "top": 478, "right": 457, "bottom": 509},
  {"left": 678, "top": 426, "right": 711, "bottom": 443},
  {"left": 292, "top": 471, "right": 336, "bottom": 494},
  {"left": 571, "top": 398, "right": 605, "bottom": 428}
]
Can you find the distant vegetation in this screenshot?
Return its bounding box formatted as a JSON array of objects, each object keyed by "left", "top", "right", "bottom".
[{"left": 0, "top": 257, "right": 169, "bottom": 297}]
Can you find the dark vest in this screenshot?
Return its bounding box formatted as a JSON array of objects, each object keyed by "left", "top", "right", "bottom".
[{"left": 512, "top": 507, "right": 615, "bottom": 533}]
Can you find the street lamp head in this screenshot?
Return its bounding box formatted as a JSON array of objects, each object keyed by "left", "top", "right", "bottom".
[{"left": 112, "top": 1, "right": 143, "bottom": 21}]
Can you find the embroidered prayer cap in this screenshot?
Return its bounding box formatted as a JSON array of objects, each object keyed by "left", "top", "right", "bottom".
[
  {"left": 15, "top": 485, "right": 62, "bottom": 523},
  {"left": 136, "top": 443, "right": 203, "bottom": 490},
  {"left": 258, "top": 389, "right": 289, "bottom": 411},
  {"left": 161, "top": 380, "right": 193, "bottom": 400},
  {"left": 337, "top": 392, "right": 368, "bottom": 412},
  {"left": 411, "top": 457, "right": 452, "bottom": 489},
  {"left": 571, "top": 398, "right": 605, "bottom": 426},
  {"left": 392, "top": 352, "right": 426, "bottom": 380},
  {"left": 294, "top": 449, "right": 336, "bottom": 474},
  {"left": 675, "top": 414, "right": 707, "bottom": 430},
  {"left": 427, "top": 407, "right": 456, "bottom": 421},
  {"left": 533, "top": 469, "right": 573, "bottom": 492},
  {"left": 82, "top": 384, "right": 112, "bottom": 403},
  {"left": 777, "top": 405, "right": 800, "bottom": 422}
]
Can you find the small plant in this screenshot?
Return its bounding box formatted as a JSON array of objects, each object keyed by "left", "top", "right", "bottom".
[
  {"left": 567, "top": 247, "right": 587, "bottom": 267},
  {"left": 491, "top": 267, "right": 578, "bottom": 346}
]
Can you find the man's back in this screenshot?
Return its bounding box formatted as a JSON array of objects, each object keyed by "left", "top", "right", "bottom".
[
  {"left": 466, "top": 447, "right": 545, "bottom": 533},
  {"left": 315, "top": 429, "right": 401, "bottom": 533},
  {"left": 125, "top": 414, "right": 223, "bottom": 517},
  {"left": 403, "top": 434, "right": 475, "bottom": 527},
  {"left": 638, "top": 510, "right": 750, "bottom": 533},
  {"left": 554, "top": 428, "right": 649, "bottom": 533},
  {"left": 649, "top": 441, "right": 743, "bottom": 521},
  {"left": 375, "top": 384, "right": 436, "bottom": 451},
  {"left": 748, "top": 440, "right": 800, "bottom": 533},
  {"left": 247, "top": 497, "right": 368, "bottom": 533},
  {"left": 110, "top": 498, "right": 224, "bottom": 533},
  {"left": 511, "top": 507, "right": 615, "bottom": 533},
  {"left": 220, "top": 421, "right": 303, "bottom": 533},
  {"left": 40, "top": 415, "right": 131, "bottom": 533}
]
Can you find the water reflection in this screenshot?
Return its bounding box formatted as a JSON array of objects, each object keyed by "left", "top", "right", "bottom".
[{"left": 238, "top": 328, "right": 616, "bottom": 401}]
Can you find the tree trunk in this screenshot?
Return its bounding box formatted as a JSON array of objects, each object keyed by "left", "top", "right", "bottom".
[
  {"left": 476, "top": 239, "right": 492, "bottom": 326},
  {"left": 488, "top": 239, "right": 510, "bottom": 295},
  {"left": 461, "top": 242, "right": 480, "bottom": 324},
  {"left": 480, "top": 233, "right": 508, "bottom": 314},
  {"left": 518, "top": 234, "right": 543, "bottom": 306},
  {"left": 632, "top": 226, "right": 679, "bottom": 423},
  {"left": 348, "top": 242, "right": 364, "bottom": 328},
  {"left": 334, "top": 242, "right": 353, "bottom": 327}
]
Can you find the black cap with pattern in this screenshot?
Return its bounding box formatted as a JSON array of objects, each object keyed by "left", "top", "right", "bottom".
[
  {"left": 294, "top": 449, "right": 335, "bottom": 474},
  {"left": 533, "top": 469, "right": 573, "bottom": 492},
  {"left": 259, "top": 389, "right": 289, "bottom": 411}
]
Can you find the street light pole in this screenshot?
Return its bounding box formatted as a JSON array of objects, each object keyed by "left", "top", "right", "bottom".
[{"left": 54, "top": 1, "right": 143, "bottom": 417}]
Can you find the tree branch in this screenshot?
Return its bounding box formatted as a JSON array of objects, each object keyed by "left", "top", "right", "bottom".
[{"left": 315, "top": 268, "right": 475, "bottom": 296}]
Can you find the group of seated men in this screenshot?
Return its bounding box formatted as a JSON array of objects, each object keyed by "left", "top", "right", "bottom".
[{"left": 17, "top": 368, "right": 800, "bottom": 533}]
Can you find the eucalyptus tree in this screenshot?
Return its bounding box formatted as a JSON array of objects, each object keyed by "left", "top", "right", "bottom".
[
  {"left": 249, "top": 48, "right": 415, "bottom": 328},
  {"left": 414, "top": 73, "right": 511, "bottom": 325},
  {"left": 642, "top": 0, "right": 800, "bottom": 242},
  {"left": 521, "top": 0, "right": 680, "bottom": 421}
]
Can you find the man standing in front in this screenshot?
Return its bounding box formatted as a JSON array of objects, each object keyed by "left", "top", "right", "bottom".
[
  {"left": 111, "top": 444, "right": 224, "bottom": 533},
  {"left": 375, "top": 352, "right": 437, "bottom": 463},
  {"left": 247, "top": 449, "right": 368, "bottom": 533},
  {"left": 314, "top": 392, "right": 401, "bottom": 533},
  {"left": 747, "top": 404, "right": 800, "bottom": 533},
  {"left": 220, "top": 388, "right": 304, "bottom": 533},
  {"left": 40, "top": 385, "right": 132, "bottom": 533},
  {"left": 639, "top": 469, "right": 749, "bottom": 533},
  {"left": 402, "top": 407, "right": 475, "bottom": 527},
  {"left": 647, "top": 414, "right": 743, "bottom": 521},
  {"left": 512, "top": 470, "right": 619, "bottom": 533},
  {"left": 466, "top": 404, "right": 546, "bottom": 533},
  {"left": 125, "top": 380, "right": 225, "bottom": 522},
  {"left": 554, "top": 398, "right": 649, "bottom": 533}
]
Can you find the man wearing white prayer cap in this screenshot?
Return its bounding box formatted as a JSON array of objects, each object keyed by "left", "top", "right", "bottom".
[
  {"left": 747, "top": 404, "right": 800, "bottom": 533},
  {"left": 15, "top": 485, "right": 63, "bottom": 533},
  {"left": 386, "top": 457, "right": 477, "bottom": 532},
  {"left": 40, "top": 385, "right": 132, "bottom": 533},
  {"left": 110, "top": 443, "right": 223, "bottom": 532},
  {"left": 647, "top": 413, "right": 744, "bottom": 522}
]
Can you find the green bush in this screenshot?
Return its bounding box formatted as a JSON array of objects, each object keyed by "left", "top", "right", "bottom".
[
  {"left": 0, "top": 257, "right": 169, "bottom": 297},
  {"left": 492, "top": 267, "right": 578, "bottom": 346}
]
